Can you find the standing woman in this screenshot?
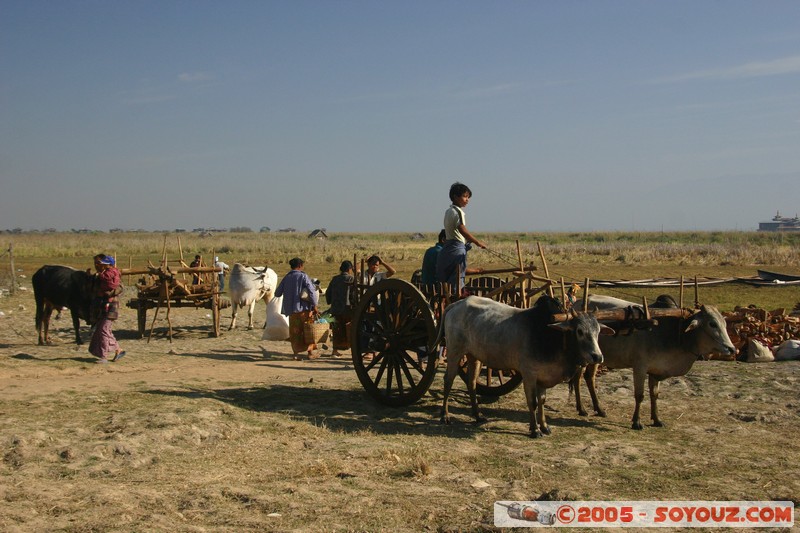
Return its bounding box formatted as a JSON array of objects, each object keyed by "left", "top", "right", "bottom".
[
  {"left": 275, "top": 257, "right": 320, "bottom": 360},
  {"left": 89, "top": 254, "right": 125, "bottom": 363},
  {"left": 325, "top": 260, "right": 355, "bottom": 357},
  {"left": 436, "top": 182, "right": 487, "bottom": 294}
]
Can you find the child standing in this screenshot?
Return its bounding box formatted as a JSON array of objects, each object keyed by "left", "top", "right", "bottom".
[{"left": 435, "top": 182, "right": 486, "bottom": 293}]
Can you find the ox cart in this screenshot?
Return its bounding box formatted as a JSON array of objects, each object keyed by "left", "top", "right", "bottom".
[
  {"left": 123, "top": 264, "right": 230, "bottom": 341},
  {"left": 348, "top": 243, "right": 557, "bottom": 406},
  {"left": 347, "top": 246, "right": 695, "bottom": 407}
]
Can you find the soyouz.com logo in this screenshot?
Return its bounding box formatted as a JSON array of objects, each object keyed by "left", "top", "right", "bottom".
[{"left": 494, "top": 501, "right": 794, "bottom": 528}]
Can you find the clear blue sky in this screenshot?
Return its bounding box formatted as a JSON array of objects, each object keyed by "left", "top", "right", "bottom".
[{"left": 2, "top": 1, "right": 799, "bottom": 233}]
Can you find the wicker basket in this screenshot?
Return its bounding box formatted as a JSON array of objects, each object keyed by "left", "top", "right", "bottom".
[{"left": 304, "top": 321, "right": 330, "bottom": 344}]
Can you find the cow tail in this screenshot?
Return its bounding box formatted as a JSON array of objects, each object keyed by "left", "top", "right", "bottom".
[{"left": 33, "top": 272, "right": 43, "bottom": 330}]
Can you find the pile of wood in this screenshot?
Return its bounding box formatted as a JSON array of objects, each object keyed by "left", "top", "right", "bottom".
[
  {"left": 135, "top": 276, "right": 212, "bottom": 300},
  {"left": 722, "top": 306, "right": 800, "bottom": 360}
]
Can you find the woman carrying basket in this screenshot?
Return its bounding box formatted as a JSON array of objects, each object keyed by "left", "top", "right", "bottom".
[{"left": 275, "top": 257, "right": 320, "bottom": 360}]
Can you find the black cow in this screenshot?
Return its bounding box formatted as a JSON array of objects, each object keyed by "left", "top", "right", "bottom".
[{"left": 33, "top": 265, "right": 95, "bottom": 345}]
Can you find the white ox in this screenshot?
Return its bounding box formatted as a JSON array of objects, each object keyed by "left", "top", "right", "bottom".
[
  {"left": 228, "top": 264, "right": 278, "bottom": 330},
  {"left": 440, "top": 295, "right": 613, "bottom": 438}
]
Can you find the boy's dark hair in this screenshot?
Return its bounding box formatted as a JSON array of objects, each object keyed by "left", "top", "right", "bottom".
[
  {"left": 449, "top": 182, "right": 472, "bottom": 201},
  {"left": 437, "top": 229, "right": 446, "bottom": 243},
  {"left": 289, "top": 257, "right": 304, "bottom": 269},
  {"left": 367, "top": 255, "right": 380, "bottom": 266}
]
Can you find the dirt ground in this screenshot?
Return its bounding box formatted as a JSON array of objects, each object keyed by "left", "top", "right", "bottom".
[{"left": 1, "top": 289, "right": 798, "bottom": 531}]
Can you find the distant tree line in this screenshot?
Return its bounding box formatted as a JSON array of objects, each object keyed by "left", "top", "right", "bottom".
[{"left": 0, "top": 226, "right": 279, "bottom": 234}]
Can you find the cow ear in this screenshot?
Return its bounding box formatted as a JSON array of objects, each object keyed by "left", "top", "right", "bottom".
[
  {"left": 600, "top": 324, "right": 616, "bottom": 336},
  {"left": 548, "top": 321, "right": 571, "bottom": 332},
  {"left": 684, "top": 318, "right": 700, "bottom": 333}
]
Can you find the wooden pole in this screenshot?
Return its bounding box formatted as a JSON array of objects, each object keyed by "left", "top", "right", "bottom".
[
  {"left": 551, "top": 306, "right": 690, "bottom": 324},
  {"left": 679, "top": 276, "right": 685, "bottom": 309},
  {"left": 210, "top": 248, "right": 216, "bottom": 286},
  {"left": 515, "top": 240, "right": 527, "bottom": 307},
  {"left": 8, "top": 243, "right": 16, "bottom": 295},
  {"left": 178, "top": 235, "right": 187, "bottom": 281},
  {"left": 164, "top": 261, "right": 174, "bottom": 343},
  {"left": 694, "top": 275, "right": 699, "bottom": 308},
  {"left": 583, "top": 278, "right": 590, "bottom": 312},
  {"left": 560, "top": 277, "right": 567, "bottom": 307},
  {"left": 537, "top": 242, "right": 554, "bottom": 297},
  {"left": 161, "top": 234, "right": 168, "bottom": 266}
]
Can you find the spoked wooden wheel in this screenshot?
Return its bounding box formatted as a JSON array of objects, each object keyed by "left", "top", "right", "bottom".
[
  {"left": 351, "top": 279, "right": 439, "bottom": 406},
  {"left": 457, "top": 361, "right": 522, "bottom": 397}
]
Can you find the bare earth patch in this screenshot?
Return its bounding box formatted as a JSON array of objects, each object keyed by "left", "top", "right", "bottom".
[{"left": 1, "top": 291, "right": 798, "bottom": 531}]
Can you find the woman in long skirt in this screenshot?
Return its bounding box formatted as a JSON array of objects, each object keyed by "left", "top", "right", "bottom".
[
  {"left": 275, "top": 257, "right": 320, "bottom": 360},
  {"left": 89, "top": 254, "right": 125, "bottom": 363}
]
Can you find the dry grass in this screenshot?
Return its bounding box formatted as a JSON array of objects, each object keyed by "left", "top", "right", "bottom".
[
  {"left": 1, "top": 232, "right": 799, "bottom": 530},
  {"left": 4, "top": 230, "right": 799, "bottom": 312}
]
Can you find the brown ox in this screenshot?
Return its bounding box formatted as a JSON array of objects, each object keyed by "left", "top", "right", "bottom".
[{"left": 572, "top": 296, "right": 736, "bottom": 429}]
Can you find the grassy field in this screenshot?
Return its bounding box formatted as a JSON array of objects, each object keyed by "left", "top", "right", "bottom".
[
  {"left": 0, "top": 231, "right": 799, "bottom": 530},
  {"left": 3, "top": 230, "right": 799, "bottom": 311}
]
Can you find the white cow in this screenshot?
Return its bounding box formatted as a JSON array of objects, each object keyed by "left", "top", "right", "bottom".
[
  {"left": 228, "top": 264, "right": 278, "bottom": 330},
  {"left": 440, "top": 295, "right": 613, "bottom": 438}
]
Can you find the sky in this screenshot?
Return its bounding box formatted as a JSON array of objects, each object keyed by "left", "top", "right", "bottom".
[{"left": 1, "top": 1, "right": 799, "bottom": 233}]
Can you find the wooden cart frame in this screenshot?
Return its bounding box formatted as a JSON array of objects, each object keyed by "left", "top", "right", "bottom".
[
  {"left": 124, "top": 264, "right": 229, "bottom": 341},
  {"left": 348, "top": 242, "right": 557, "bottom": 406}
]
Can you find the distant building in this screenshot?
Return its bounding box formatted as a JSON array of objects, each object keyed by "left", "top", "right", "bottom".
[{"left": 759, "top": 211, "right": 800, "bottom": 232}]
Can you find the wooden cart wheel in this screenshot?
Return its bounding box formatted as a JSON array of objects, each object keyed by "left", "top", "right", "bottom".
[
  {"left": 457, "top": 361, "right": 522, "bottom": 397},
  {"left": 351, "top": 279, "right": 439, "bottom": 406}
]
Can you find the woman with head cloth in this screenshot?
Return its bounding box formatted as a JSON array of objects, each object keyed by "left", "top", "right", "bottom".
[{"left": 89, "top": 254, "right": 125, "bottom": 363}]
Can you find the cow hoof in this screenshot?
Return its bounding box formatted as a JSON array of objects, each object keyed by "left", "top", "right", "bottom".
[
  {"left": 596, "top": 409, "right": 607, "bottom": 417},
  {"left": 652, "top": 420, "right": 665, "bottom": 428},
  {"left": 246, "top": 326, "right": 253, "bottom": 331},
  {"left": 578, "top": 409, "right": 588, "bottom": 417},
  {"left": 632, "top": 421, "right": 644, "bottom": 430},
  {"left": 529, "top": 429, "right": 543, "bottom": 438},
  {"left": 440, "top": 416, "right": 451, "bottom": 425},
  {"left": 541, "top": 426, "right": 551, "bottom": 436},
  {"left": 473, "top": 416, "right": 487, "bottom": 425}
]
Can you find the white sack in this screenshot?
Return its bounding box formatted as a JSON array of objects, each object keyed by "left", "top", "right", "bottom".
[
  {"left": 774, "top": 339, "right": 800, "bottom": 361},
  {"left": 745, "top": 338, "right": 774, "bottom": 363},
  {"left": 262, "top": 296, "right": 289, "bottom": 341}
]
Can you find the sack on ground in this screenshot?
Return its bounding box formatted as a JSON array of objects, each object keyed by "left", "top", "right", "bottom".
[{"left": 262, "top": 296, "right": 290, "bottom": 341}]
